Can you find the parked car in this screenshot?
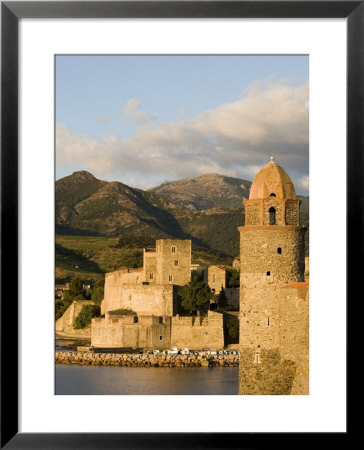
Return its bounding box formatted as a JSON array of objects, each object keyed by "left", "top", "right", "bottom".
[
  {"left": 210, "top": 349, "right": 217, "bottom": 355},
  {"left": 217, "top": 350, "right": 224, "bottom": 355},
  {"left": 153, "top": 350, "right": 160, "bottom": 355},
  {"left": 180, "top": 348, "right": 190, "bottom": 355}
]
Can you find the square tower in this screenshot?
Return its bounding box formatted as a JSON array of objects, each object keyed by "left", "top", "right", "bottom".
[{"left": 155, "top": 239, "right": 191, "bottom": 286}]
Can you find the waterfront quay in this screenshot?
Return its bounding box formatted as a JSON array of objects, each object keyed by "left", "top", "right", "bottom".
[{"left": 55, "top": 350, "right": 239, "bottom": 368}]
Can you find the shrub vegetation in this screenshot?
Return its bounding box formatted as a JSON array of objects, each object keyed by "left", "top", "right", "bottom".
[
  {"left": 73, "top": 305, "right": 101, "bottom": 329},
  {"left": 179, "top": 278, "right": 212, "bottom": 315}
]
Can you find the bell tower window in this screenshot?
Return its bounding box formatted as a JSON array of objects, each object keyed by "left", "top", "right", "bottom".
[
  {"left": 269, "top": 193, "right": 276, "bottom": 197},
  {"left": 269, "top": 207, "right": 276, "bottom": 225}
]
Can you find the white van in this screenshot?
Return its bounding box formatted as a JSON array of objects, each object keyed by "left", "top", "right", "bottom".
[{"left": 167, "top": 347, "right": 179, "bottom": 355}]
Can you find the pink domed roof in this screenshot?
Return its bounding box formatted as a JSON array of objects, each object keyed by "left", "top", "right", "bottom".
[{"left": 249, "top": 156, "right": 296, "bottom": 200}]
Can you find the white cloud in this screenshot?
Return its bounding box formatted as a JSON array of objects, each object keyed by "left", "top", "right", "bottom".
[
  {"left": 56, "top": 79, "right": 309, "bottom": 192},
  {"left": 297, "top": 175, "right": 309, "bottom": 192},
  {"left": 121, "top": 98, "right": 157, "bottom": 125}
]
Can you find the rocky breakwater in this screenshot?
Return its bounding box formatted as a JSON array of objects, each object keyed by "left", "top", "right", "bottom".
[{"left": 55, "top": 351, "right": 239, "bottom": 368}]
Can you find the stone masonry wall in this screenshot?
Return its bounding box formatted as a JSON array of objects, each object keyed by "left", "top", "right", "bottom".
[
  {"left": 91, "top": 316, "right": 171, "bottom": 349},
  {"left": 239, "top": 226, "right": 306, "bottom": 395},
  {"left": 103, "top": 283, "right": 177, "bottom": 316},
  {"left": 171, "top": 311, "right": 224, "bottom": 350},
  {"left": 245, "top": 202, "right": 261, "bottom": 225},
  {"left": 279, "top": 284, "right": 309, "bottom": 394},
  {"left": 208, "top": 265, "right": 226, "bottom": 293},
  {"left": 143, "top": 250, "right": 157, "bottom": 284},
  {"left": 285, "top": 200, "right": 300, "bottom": 226},
  {"left": 262, "top": 200, "right": 284, "bottom": 226},
  {"left": 156, "top": 239, "right": 191, "bottom": 286}
]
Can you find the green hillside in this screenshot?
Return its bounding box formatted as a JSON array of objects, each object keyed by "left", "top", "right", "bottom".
[{"left": 55, "top": 171, "right": 309, "bottom": 282}]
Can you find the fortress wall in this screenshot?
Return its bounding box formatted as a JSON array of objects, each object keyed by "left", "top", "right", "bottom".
[
  {"left": 171, "top": 311, "right": 224, "bottom": 350},
  {"left": 103, "top": 283, "right": 175, "bottom": 316},
  {"left": 55, "top": 300, "right": 94, "bottom": 337},
  {"left": 91, "top": 317, "right": 171, "bottom": 349},
  {"left": 105, "top": 268, "right": 143, "bottom": 285}
]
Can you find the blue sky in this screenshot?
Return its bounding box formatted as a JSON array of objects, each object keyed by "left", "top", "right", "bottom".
[{"left": 56, "top": 55, "right": 309, "bottom": 194}]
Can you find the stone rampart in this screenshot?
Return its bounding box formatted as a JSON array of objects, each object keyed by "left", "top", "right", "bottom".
[
  {"left": 55, "top": 300, "right": 94, "bottom": 337},
  {"left": 171, "top": 311, "right": 224, "bottom": 350},
  {"left": 91, "top": 316, "right": 171, "bottom": 349},
  {"left": 102, "top": 283, "right": 178, "bottom": 316}
]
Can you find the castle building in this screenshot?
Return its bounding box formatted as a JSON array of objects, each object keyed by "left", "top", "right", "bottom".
[
  {"left": 208, "top": 265, "right": 227, "bottom": 293},
  {"left": 91, "top": 238, "right": 224, "bottom": 350},
  {"left": 238, "top": 156, "right": 309, "bottom": 395},
  {"left": 101, "top": 239, "right": 191, "bottom": 316}
]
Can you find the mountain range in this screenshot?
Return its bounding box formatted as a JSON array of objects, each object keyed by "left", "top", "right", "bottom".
[{"left": 56, "top": 171, "right": 309, "bottom": 257}]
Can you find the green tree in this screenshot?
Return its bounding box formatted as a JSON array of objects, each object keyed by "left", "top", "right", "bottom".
[
  {"left": 217, "top": 287, "right": 228, "bottom": 311},
  {"left": 179, "top": 278, "right": 212, "bottom": 315},
  {"left": 88, "top": 279, "right": 105, "bottom": 306},
  {"left": 226, "top": 317, "right": 239, "bottom": 343},
  {"left": 226, "top": 268, "right": 240, "bottom": 288},
  {"left": 73, "top": 305, "right": 101, "bottom": 329},
  {"left": 68, "top": 277, "right": 84, "bottom": 296},
  {"left": 55, "top": 276, "right": 89, "bottom": 321}
]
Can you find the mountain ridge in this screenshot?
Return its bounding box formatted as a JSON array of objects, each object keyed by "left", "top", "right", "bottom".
[{"left": 56, "top": 170, "right": 309, "bottom": 257}]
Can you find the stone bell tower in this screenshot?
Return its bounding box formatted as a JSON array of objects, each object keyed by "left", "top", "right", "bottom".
[{"left": 238, "top": 156, "right": 307, "bottom": 395}]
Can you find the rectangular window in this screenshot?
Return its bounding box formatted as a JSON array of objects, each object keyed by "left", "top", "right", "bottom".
[
  {"left": 159, "top": 316, "right": 163, "bottom": 324},
  {"left": 174, "top": 260, "right": 178, "bottom": 266},
  {"left": 212, "top": 275, "right": 216, "bottom": 282},
  {"left": 168, "top": 274, "right": 173, "bottom": 282},
  {"left": 171, "top": 246, "right": 176, "bottom": 253},
  {"left": 254, "top": 353, "right": 261, "bottom": 364},
  {"left": 149, "top": 272, "right": 153, "bottom": 280}
]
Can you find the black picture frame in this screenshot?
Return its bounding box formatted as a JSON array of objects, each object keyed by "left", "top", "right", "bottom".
[{"left": 1, "top": 1, "right": 357, "bottom": 448}]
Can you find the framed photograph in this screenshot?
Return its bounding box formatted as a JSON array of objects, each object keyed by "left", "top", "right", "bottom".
[{"left": 1, "top": 1, "right": 357, "bottom": 447}]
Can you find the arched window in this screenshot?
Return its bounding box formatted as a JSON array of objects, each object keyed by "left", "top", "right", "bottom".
[
  {"left": 270, "top": 193, "right": 276, "bottom": 197},
  {"left": 269, "top": 207, "right": 276, "bottom": 225}
]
